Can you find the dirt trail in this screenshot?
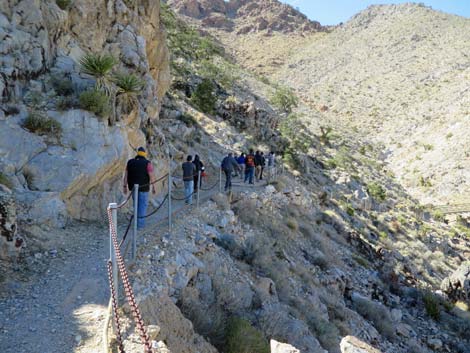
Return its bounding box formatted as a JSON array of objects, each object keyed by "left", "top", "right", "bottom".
[{"left": 0, "top": 174, "right": 269, "bottom": 353}]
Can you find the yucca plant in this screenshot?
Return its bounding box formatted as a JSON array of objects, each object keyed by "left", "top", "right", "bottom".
[
  {"left": 114, "top": 73, "right": 143, "bottom": 114},
  {"left": 79, "top": 54, "right": 116, "bottom": 93}
]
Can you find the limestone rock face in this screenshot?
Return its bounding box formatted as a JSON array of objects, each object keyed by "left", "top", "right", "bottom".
[
  {"left": 0, "top": 0, "right": 170, "bottom": 223},
  {"left": 340, "top": 336, "right": 383, "bottom": 353}
]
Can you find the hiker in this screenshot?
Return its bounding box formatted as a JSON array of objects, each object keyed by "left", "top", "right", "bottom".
[
  {"left": 236, "top": 153, "right": 246, "bottom": 179},
  {"left": 123, "top": 147, "right": 156, "bottom": 229},
  {"left": 255, "top": 150, "right": 263, "bottom": 181},
  {"left": 259, "top": 151, "right": 266, "bottom": 180},
  {"left": 244, "top": 149, "right": 256, "bottom": 184},
  {"left": 193, "top": 154, "right": 204, "bottom": 191},
  {"left": 221, "top": 152, "right": 240, "bottom": 191},
  {"left": 182, "top": 155, "right": 196, "bottom": 205}
]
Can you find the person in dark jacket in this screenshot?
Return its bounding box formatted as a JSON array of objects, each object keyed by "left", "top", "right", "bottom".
[
  {"left": 123, "top": 147, "right": 156, "bottom": 229},
  {"left": 237, "top": 153, "right": 246, "bottom": 179},
  {"left": 221, "top": 152, "right": 240, "bottom": 191},
  {"left": 182, "top": 155, "right": 196, "bottom": 205},
  {"left": 244, "top": 149, "right": 256, "bottom": 184},
  {"left": 193, "top": 155, "right": 204, "bottom": 191}
]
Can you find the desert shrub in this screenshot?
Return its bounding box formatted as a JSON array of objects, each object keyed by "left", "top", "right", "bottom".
[
  {"left": 233, "top": 199, "right": 258, "bottom": 225},
  {"left": 419, "top": 176, "right": 432, "bottom": 188},
  {"left": 367, "top": 182, "right": 386, "bottom": 202},
  {"left": 309, "top": 317, "right": 340, "bottom": 353},
  {"left": 353, "top": 296, "right": 395, "bottom": 339},
  {"left": 56, "top": 0, "right": 72, "bottom": 10},
  {"left": 286, "top": 217, "right": 299, "bottom": 231},
  {"left": 179, "top": 112, "right": 198, "bottom": 127},
  {"left": 423, "top": 291, "right": 440, "bottom": 321},
  {"left": 51, "top": 76, "right": 74, "bottom": 96},
  {"left": 0, "top": 173, "right": 13, "bottom": 189},
  {"left": 430, "top": 209, "right": 445, "bottom": 222},
  {"left": 225, "top": 317, "right": 269, "bottom": 353},
  {"left": 56, "top": 96, "right": 75, "bottom": 110},
  {"left": 79, "top": 89, "right": 110, "bottom": 117},
  {"left": 270, "top": 86, "right": 298, "bottom": 114},
  {"left": 79, "top": 53, "right": 116, "bottom": 91},
  {"left": 319, "top": 126, "right": 333, "bottom": 145},
  {"left": 114, "top": 73, "right": 143, "bottom": 112},
  {"left": 198, "top": 58, "right": 238, "bottom": 88},
  {"left": 191, "top": 79, "right": 217, "bottom": 114},
  {"left": 22, "top": 112, "right": 62, "bottom": 137}
]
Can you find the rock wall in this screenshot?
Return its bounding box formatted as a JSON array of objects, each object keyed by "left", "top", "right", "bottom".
[{"left": 0, "top": 0, "right": 171, "bottom": 225}]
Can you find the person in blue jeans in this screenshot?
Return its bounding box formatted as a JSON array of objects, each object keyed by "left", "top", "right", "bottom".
[
  {"left": 244, "top": 149, "right": 256, "bottom": 184},
  {"left": 123, "top": 147, "right": 156, "bottom": 229},
  {"left": 182, "top": 155, "right": 196, "bottom": 205}
]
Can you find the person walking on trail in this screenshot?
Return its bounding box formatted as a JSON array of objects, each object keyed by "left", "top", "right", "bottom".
[
  {"left": 267, "top": 151, "right": 275, "bottom": 179},
  {"left": 182, "top": 155, "right": 196, "bottom": 205},
  {"left": 221, "top": 152, "right": 240, "bottom": 191},
  {"left": 255, "top": 150, "right": 263, "bottom": 181},
  {"left": 259, "top": 151, "right": 266, "bottom": 181},
  {"left": 123, "top": 147, "right": 156, "bottom": 229},
  {"left": 237, "top": 153, "right": 246, "bottom": 180},
  {"left": 193, "top": 154, "right": 204, "bottom": 192},
  {"left": 244, "top": 149, "right": 256, "bottom": 185}
]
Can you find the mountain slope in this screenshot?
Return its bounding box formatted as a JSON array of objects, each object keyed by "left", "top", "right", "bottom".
[{"left": 273, "top": 4, "right": 470, "bottom": 205}]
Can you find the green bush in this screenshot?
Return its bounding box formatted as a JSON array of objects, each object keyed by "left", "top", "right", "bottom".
[
  {"left": 198, "top": 59, "right": 239, "bottom": 88},
  {"left": 0, "top": 173, "right": 13, "bottom": 189},
  {"left": 270, "top": 86, "right": 299, "bottom": 114},
  {"left": 191, "top": 79, "right": 217, "bottom": 114},
  {"left": 114, "top": 73, "right": 143, "bottom": 112},
  {"left": 367, "top": 182, "right": 386, "bottom": 202},
  {"left": 51, "top": 76, "right": 74, "bottom": 96},
  {"left": 79, "top": 89, "right": 110, "bottom": 117},
  {"left": 423, "top": 291, "right": 440, "bottom": 321},
  {"left": 56, "top": 96, "right": 75, "bottom": 111},
  {"left": 22, "top": 112, "right": 62, "bottom": 137},
  {"left": 56, "top": 0, "right": 72, "bottom": 10},
  {"left": 79, "top": 53, "right": 116, "bottom": 91},
  {"left": 225, "top": 317, "right": 269, "bottom": 353}
]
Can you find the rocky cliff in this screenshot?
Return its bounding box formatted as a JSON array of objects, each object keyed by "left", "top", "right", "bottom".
[
  {"left": 0, "top": 0, "right": 170, "bottom": 237},
  {"left": 166, "top": 0, "right": 325, "bottom": 33}
]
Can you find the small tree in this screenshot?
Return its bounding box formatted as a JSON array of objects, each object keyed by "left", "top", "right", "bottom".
[
  {"left": 191, "top": 79, "right": 217, "bottom": 114},
  {"left": 270, "top": 86, "right": 298, "bottom": 114}
]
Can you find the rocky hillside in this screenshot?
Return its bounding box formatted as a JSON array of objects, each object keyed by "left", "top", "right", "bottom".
[
  {"left": 1, "top": 2, "right": 470, "bottom": 353},
  {"left": 165, "top": 0, "right": 325, "bottom": 33},
  {"left": 273, "top": 4, "right": 470, "bottom": 205}
]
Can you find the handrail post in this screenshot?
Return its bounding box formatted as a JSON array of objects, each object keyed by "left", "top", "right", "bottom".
[
  {"left": 219, "top": 168, "right": 222, "bottom": 193},
  {"left": 132, "top": 184, "right": 139, "bottom": 260},
  {"left": 109, "top": 202, "right": 118, "bottom": 304},
  {"left": 197, "top": 170, "right": 201, "bottom": 208},
  {"left": 168, "top": 172, "right": 172, "bottom": 234}
]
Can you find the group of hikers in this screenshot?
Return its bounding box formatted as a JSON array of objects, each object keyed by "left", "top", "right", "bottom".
[{"left": 123, "top": 147, "right": 276, "bottom": 229}]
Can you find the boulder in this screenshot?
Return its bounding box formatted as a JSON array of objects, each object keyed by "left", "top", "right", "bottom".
[
  {"left": 270, "top": 339, "right": 300, "bottom": 353},
  {"left": 441, "top": 262, "right": 470, "bottom": 301},
  {"left": 340, "top": 336, "right": 383, "bottom": 353}
]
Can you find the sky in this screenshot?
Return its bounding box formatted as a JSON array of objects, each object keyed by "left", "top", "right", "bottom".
[{"left": 280, "top": 1, "right": 470, "bottom": 25}]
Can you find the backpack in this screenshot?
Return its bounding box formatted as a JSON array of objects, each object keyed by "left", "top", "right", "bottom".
[{"left": 246, "top": 155, "right": 255, "bottom": 167}]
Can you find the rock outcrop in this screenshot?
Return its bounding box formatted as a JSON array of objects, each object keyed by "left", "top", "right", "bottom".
[
  {"left": 0, "top": 186, "right": 20, "bottom": 261},
  {"left": 0, "top": 0, "right": 171, "bottom": 225},
  {"left": 441, "top": 262, "right": 470, "bottom": 302},
  {"left": 167, "top": 0, "right": 325, "bottom": 33}
]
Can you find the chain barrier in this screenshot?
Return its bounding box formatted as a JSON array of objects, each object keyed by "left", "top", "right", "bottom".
[
  {"left": 139, "top": 193, "right": 169, "bottom": 219},
  {"left": 107, "top": 260, "right": 125, "bottom": 353},
  {"left": 119, "top": 215, "right": 134, "bottom": 249},
  {"left": 107, "top": 207, "right": 152, "bottom": 353}
]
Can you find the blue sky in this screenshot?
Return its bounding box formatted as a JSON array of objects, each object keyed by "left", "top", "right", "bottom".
[{"left": 280, "top": 1, "right": 470, "bottom": 25}]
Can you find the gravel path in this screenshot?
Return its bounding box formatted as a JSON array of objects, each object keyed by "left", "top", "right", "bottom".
[{"left": 0, "top": 175, "right": 268, "bottom": 353}]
